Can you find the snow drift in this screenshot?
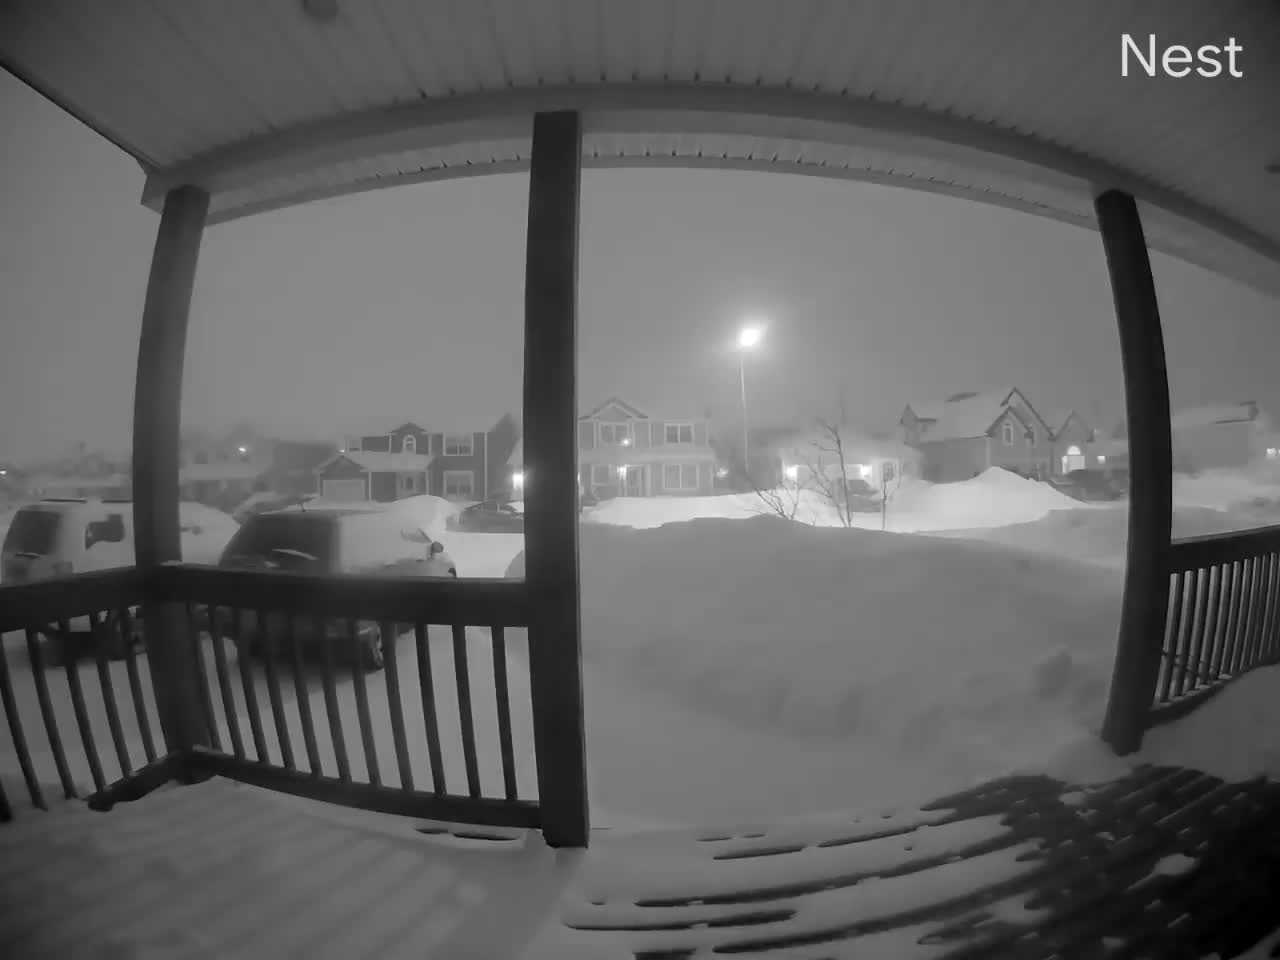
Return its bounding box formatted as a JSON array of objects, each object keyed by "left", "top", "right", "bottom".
[
  {"left": 586, "top": 467, "right": 1085, "bottom": 533},
  {"left": 507, "top": 514, "right": 1124, "bottom": 790}
]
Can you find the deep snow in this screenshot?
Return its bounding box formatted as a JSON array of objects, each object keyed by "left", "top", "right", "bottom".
[{"left": 4, "top": 469, "right": 1280, "bottom": 827}]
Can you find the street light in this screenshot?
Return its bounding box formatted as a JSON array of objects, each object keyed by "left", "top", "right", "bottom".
[{"left": 735, "top": 322, "right": 765, "bottom": 481}]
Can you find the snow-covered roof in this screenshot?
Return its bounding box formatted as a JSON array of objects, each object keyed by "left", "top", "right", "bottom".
[
  {"left": 906, "top": 389, "right": 1036, "bottom": 442},
  {"left": 320, "top": 452, "right": 434, "bottom": 473},
  {"left": 1170, "top": 402, "right": 1263, "bottom": 430}
]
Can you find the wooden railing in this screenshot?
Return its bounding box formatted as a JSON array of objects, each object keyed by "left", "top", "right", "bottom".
[
  {"left": 0, "top": 568, "right": 179, "bottom": 821},
  {"left": 155, "top": 564, "right": 539, "bottom": 828},
  {"left": 1148, "top": 524, "right": 1280, "bottom": 727},
  {"left": 2, "top": 563, "right": 541, "bottom": 831}
]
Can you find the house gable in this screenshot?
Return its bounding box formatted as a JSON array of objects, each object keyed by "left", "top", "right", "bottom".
[
  {"left": 388, "top": 422, "right": 431, "bottom": 454},
  {"left": 1000, "top": 387, "right": 1054, "bottom": 437},
  {"left": 581, "top": 396, "right": 649, "bottom": 422},
  {"left": 316, "top": 454, "right": 367, "bottom": 478}
]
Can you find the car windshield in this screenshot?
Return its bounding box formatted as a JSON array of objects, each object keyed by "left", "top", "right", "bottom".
[
  {"left": 2, "top": 509, "right": 61, "bottom": 556},
  {"left": 222, "top": 515, "right": 333, "bottom": 571}
]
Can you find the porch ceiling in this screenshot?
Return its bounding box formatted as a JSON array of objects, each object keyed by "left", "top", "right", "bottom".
[{"left": 3, "top": 1, "right": 1279, "bottom": 295}]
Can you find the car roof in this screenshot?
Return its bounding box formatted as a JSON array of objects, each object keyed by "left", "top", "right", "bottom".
[{"left": 259, "top": 507, "right": 365, "bottom": 520}]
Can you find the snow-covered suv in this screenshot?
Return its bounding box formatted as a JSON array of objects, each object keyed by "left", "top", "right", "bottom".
[{"left": 214, "top": 507, "right": 456, "bottom": 672}]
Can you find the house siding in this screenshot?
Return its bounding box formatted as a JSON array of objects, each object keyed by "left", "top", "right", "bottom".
[
  {"left": 370, "top": 471, "right": 398, "bottom": 502},
  {"left": 429, "top": 430, "right": 486, "bottom": 499},
  {"left": 484, "top": 414, "right": 520, "bottom": 496},
  {"left": 917, "top": 438, "right": 989, "bottom": 482}
]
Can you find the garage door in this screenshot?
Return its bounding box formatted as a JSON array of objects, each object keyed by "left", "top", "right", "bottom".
[{"left": 321, "top": 477, "right": 367, "bottom": 501}]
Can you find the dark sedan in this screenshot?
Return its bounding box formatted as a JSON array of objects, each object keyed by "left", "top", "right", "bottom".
[
  {"left": 1057, "top": 469, "right": 1126, "bottom": 502},
  {"left": 453, "top": 499, "right": 525, "bottom": 533}
]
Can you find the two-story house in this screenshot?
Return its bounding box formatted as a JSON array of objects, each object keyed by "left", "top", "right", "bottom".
[
  {"left": 315, "top": 414, "right": 519, "bottom": 502},
  {"left": 178, "top": 428, "right": 273, "bottom": 508},
  {"left": 900, "top": 387, "right": 1057, "bottom": 483},
  {"left": 578, "top": 397, "right": 717, "bottom": 498}
]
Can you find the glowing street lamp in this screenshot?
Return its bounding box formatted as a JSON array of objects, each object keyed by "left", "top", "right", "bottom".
[{"left": 735, "top": 321, "right": 765, "bottom": 481}]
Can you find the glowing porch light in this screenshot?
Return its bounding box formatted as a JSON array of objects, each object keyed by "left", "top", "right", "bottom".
[
  {"left": 856, "top": 463, "right": 873, "bottom": 479},
  {"left": 512, "top": 471, "right": 525, "bottom": 490},
  {"left": 1097, "top": 455, "right": 1107, "bottom": 464},
  {"left": 783, "top": 464, "right": 799, "bottom": 481}
]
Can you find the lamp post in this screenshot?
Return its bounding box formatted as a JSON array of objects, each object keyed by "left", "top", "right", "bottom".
[{"left": 736, "top": 323, "right": 764, "bottom": 482}]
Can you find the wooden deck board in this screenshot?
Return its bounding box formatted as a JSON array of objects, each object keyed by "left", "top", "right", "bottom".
[{"left": 1, "top": 767, "right": 1278, "bottom": 958}]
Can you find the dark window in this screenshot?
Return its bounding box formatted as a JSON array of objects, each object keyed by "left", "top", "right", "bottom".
[{"left": 2, "top": 509, "right": 60, "bottom": 555}]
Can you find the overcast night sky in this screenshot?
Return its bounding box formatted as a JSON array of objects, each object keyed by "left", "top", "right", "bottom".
[{"left": 2, "top": 70, "right": 1277, "bottom": 464}]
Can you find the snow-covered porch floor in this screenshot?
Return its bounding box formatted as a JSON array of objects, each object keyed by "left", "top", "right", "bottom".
[{"left": 4, "top": 767, "right": 1280, "bottom": 959}]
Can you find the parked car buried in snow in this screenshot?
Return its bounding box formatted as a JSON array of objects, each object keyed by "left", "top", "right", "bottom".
[
  {"left": 212, "top": 508, "right": 456, "bottom": 672},
  {"left": 452, "top": 498, "right": 525, "bottom": 533},
  {"left": 2, "top": 498, "right": 150, "bottom": 663},
  {"left": 1056, "top": 469, "right": 1125, "bottom": 503}
]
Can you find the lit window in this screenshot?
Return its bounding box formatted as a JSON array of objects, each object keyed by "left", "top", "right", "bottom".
[{"left": 599, "top": 423, "right": 631, "bottom": 446}]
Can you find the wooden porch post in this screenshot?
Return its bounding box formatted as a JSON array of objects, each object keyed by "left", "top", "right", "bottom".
[
  {"left": 1095, "top": 190, "right": 1174, "bottom": 755},
  {"left": 133, "top": 184, "right": 212, "bottom": 757},
  {"left": 522, "top": 110, "right": 589, "bottom": 848}
]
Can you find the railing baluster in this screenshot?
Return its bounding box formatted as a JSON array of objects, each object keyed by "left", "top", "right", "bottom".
[
  {"left": 232, "top": 608, "right": 269, "bottom": 762},
  {"left": 259, "top": 609, "right": 294, "bottom": 771},
  {"left": 452, "top": 623, "right": 480, "bottom": 799},
  {"left": 1246, "top": 553, "right": 1273, "bottom": 668},
  {"left": 25, "top": 628, "right": 76, "bottom": 798},
  {"left": 208, "top": 604, "right": 245, "bottom": 759},
  {"left": 414, "top": 623, "right": 446, "bottom": 795},
  {"left": 318, "top": 615, "right": 350, "bottom": 783},
  {"left": 1203, "top": 563, "right": 1223, "bottom": 686},
  {"left": 380, "top": 622, "right": 413, "bottom": 791},
  {"left": 0, "top": 636, "right": 45, "bottom": 810},
  {"left": 348, "top": 618, "right": 380, "bottom": 787},
  {"left": 1157, "top": 572, "right": 1186, "bottom": 703},
  {"left": 91, "top": 611, "right": 132, "bottom": 777},
  {"left": 1223, "top": 557, "right": 1248, "bottom": 676},
  {"left": 1178, "top": 568, "right": 1212, "bottom": 696},
  {"left": 491, "top": 625, "right": 518, "bottom": 801},
  {"left": 1208, "top": 568, "right": 1239, "bottom": 680},
  {"left": 184, "top": 603, "right": 222, "bottom": 755},
  {"left": 286, "top": 614, "right": 321, "bottom": 775},
  {"left": 1237, "top": 555, "right": 1264, "bottom": 672},
  {"left": 58, "top": 618, "right": 106, "bottom": 793},
  {"left": 1167, "top": 571, "right": 1196, "bottom": 699},
  {"left": 120, "top": 607, "right": 158, "bottom": 764},
  {"left": 1263, "top": 552, "right": 1280, "bottom": 662},
  {"left": 1205, "top": 563, "right": 1232, "bottom": 681}
]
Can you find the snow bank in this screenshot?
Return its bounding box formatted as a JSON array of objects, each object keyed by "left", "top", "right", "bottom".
[
  {"left": 1173, "top": 466, "right": 1280, "bottom": 513},
  {"left": 507, "top": 515, "right": 1124, "bottom": 796},
  {"left": 886, "top": 468, "right": 1083, "bottom": 531},
  {"left": 936, "top": 503, "right": 1266, "bottom": 570},
  {"left": 586, "top": 468, "right": 1085, "bottom": 534}
]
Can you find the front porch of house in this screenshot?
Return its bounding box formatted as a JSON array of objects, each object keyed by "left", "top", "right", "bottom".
[{"left": 3, "top": 1, "right": 1280, "bottom": 953}]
